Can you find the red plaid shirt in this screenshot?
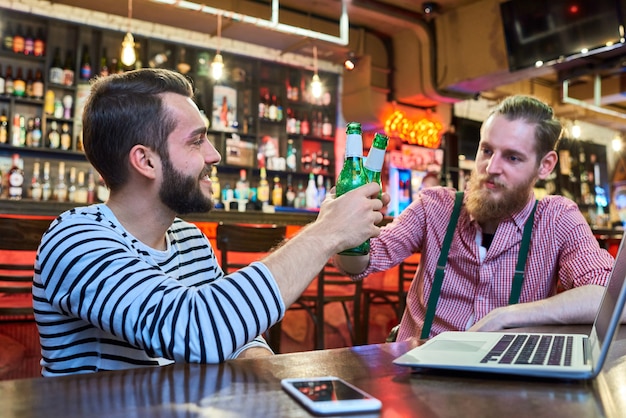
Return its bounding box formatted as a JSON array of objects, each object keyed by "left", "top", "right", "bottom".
[{"left": 355, "top": 187, "right": 614, "bottom": 340}]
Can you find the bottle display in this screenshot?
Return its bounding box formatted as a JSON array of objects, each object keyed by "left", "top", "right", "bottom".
[
  {"left": 305, "top": 172, "right": 318, "bottom": 209},
  {"left": 80, "top": 45, "right": 92, "bottom": 81},
  {"left": 363, "top": 133, "right": 389, "bottom": 199},
  {"left": 74, "top": 170, "right": 88, "bottom": 204},
  {"left": 336, "top": 122, "right": 369, "bottom": 256},
  {"left": 286, "top": 139, "right": 297, "bottom": 171},
  {"left": 41, "top": 161, "right": 51, "bottom": 201},
  {"left": 8, "top": 153, "right": 24, "bottom": 200},
  {"left": 49, "top": 47, "right": 64, "bottom": 84},
  {"left": 53, "top": 161, "right": 67, "bottom": 202},
  {"left": 257, "top": 167, "right": 270, "bottom": 205},
  {"left": 271, "top": 176, "right": 283, "bottom": 206},
  {"left": 30, "top": 160, "right": 42, "bottom": 201},
  {"left": 210, "top": 166, "right": 221, "bottom": 202}
]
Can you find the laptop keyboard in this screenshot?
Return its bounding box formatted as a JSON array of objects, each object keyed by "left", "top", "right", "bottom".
[{"left": 480, "top": 334, "right": 574, "bottom": 366}]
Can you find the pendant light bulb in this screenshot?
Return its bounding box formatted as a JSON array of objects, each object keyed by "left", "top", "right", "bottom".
[
  {"left": 121, "top": 32, "right": 136, "bottom": 67},
  {"left": 311, "top": 73, "right": 322, "bottom": 99},
  {"left": 211, "top": 53, "right": 224, "bottom": 80}
]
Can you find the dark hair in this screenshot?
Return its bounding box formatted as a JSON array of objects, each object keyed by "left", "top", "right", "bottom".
[
  {"left": 486, "top": 95, "right": 563, "bottom": 163},
  {"left": 82, "top": 68, "right": 194, "bottom": 191}
]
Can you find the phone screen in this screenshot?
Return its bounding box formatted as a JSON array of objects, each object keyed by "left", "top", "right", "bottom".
[{"left": 290, "top": 379, "right": 369, "bottom": 402}]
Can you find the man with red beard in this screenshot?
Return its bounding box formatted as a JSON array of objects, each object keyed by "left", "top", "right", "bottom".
[{"left": 335, "top": 95, "right": 616, "bottom": 342}]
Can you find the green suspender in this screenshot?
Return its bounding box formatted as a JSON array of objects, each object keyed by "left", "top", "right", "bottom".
[
  {"left": 419, "top": 192, "right": 538, "bottom": 340},
  {"left": 420, "top": 191, "right": 464, "bottom": 339},
  {"left": 509, "top": 199, "right": 538, "bottom": 305}
]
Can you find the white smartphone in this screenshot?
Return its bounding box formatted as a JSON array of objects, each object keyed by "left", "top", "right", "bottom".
[{"left": 281, "top": 376, "right": 382, "bottom": 415}]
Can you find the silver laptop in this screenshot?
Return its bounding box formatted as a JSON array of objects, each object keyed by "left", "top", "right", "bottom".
[{"left": 393, "top": 236, "right": 626, "bottom": 379}]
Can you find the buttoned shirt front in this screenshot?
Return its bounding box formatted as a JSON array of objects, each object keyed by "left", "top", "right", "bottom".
[{"left": 353, "top": 187, "right": 614, "bottom": 341}]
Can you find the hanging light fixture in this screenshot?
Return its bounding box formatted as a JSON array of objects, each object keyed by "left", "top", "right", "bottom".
[
  {"left": 121, "top": 0, "right": 136, "bottom": 67},
  {"left": 211, "top": 13, "right": 224, "bottom": 80},
  {"left": 311, "top": 45, "right": 323, "bottom": 99}
]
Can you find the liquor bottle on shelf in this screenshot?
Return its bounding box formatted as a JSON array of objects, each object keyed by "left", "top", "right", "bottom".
[
  {"left": 13, "top": 67, "right": 25, "bottom": 97},
  {"left": 99, "top": 49, "right": 109, "bottom": 77},
  {"left": 305, "top": 173, "right": 318, "bottom": 209},
  {"left": 286, "top": 139, "right": 297, "bottom": 172},
  {"left": 25, "top": 68, "right": 34, "bottom": 98},
  {"left": 0, "top": 64, "right": 5, "bottom": 95},
  {"left": 30, "top": 160, "right": 42, "bottom": 201},
  {"left": 32, "top": 69, "right": 44, "bottom": 99},
  {"left": 24, "top": 26, "right": 34, "bottom": 56},
  {"left": 44, "top": 89, "right": 55, "bottom": 115},
  {"left": 53, "top": 161, "right": 67, "bottom": 202},
  {"left": 322, "top": 151, "right": 330, "bottom": 172},
  {"left": 80, "top": 45, "right": 92, "bottom": 81},
  {"left": 2, "top": 23, "right": 13, "bottom": 51},
  {"left": 10, "top": 114, "right": 21, "bottom": 146},
  {"left": 268, "top": 95, "right": 278, "bottom": 121},
  {"left": 363, "top": 132, "right": 389, "bottom": 199},
  {"left": 63, "top": 50, "right": 75, "bottom": 86},
  {"left": 336, "top": 122, "right": 369, "bottom": 255},
  {"left": 210, "top": 166, "right": 221, "bottom": 203},
  {"left": 8, "top": 153, "right": 24, "bottom": 200},
  {"left": 0, "top": 110, "right": 7, "bottom": 144},
  {"left": 47, "top": 121, "right": 60, "bottom": 149},
  {"left": 257, "top": 167, "right": 270, "bottom": 206},
  {"left": 285, "top": 174, "right": 295, "bottom": 207},
  {"left": 322, "top": 114, "right": 333, "bottom": 137},
  {"left": 5, "top": 65, "right": 14, "bottom": 96},
  {"left": 41, "top": 161, "right": 51, "bottom": 201},
  {"left": 49, "top": 48, "right": 64, "bottom": 84},
  {"left": 316, "top": 174, "right": 326, "bottom": 206},
  {"left": 60, "top": 123, "right": 71, "bottom": 150},
  {"left": 295, "top": 180, "right": 306, "bottom": 209},
  {"left": 235, "top": 169, "right": 250, "bottom": 210},
  {"left": 301, "top": 151, "right": 312, "bottom": 172},
  {"left": 33, "top": 27, "right": 45, "bottom": 57},
  {"left": 12, "top": 24, "right": 24, "bottom": 54},
  {"left": 271, "top": 176, "right": 283, "bottom": 206},
  {"left": 24, "top": 117, "right": 34, "bottom": 147},
  {"left": 315, "top": 152, "right": 324, "bottom": 173},
  {"left": 31, "top": 117, "right": 42, "bottom": 147},
  {"left": 67, "top": 166, "right": 77, "bottom": 203},
  {"left": 86, "top": 169, "right": 96, "bottom": 204},
  {"left": 74, "top": 170, "right": 88, "bottom": 204},
  {"left": 300, "top": 114, "right": 310, "bottom": 136}
]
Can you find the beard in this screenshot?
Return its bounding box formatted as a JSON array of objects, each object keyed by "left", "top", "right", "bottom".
[
  {"left": 465, "top": 169, "right": 536, "bottom": 225},
  {"left": 159, "top": 157, "right": 214, "bottom": 215}
]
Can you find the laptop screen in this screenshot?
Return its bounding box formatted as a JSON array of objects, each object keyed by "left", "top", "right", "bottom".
[{"left": 589, "top": 236, "right": 626, "bottom": 358}]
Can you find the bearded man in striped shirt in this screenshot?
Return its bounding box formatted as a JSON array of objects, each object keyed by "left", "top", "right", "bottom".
[
  {"left": 33, "top": 69, "right": 386, "bottom": 376},
  {"left": 335, "top": 95, "right": 616, "bottom": 342}
]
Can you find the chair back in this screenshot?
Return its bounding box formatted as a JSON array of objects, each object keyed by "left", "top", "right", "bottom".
[
  {"left": 0, "top": 217, "right": 51, "bottom": 318},
  {"left": 215, "top": 223, "right": 287, "bottom": 353},
  {"left": 396, "top": 257, "right": 419, "bottom": 320},
  {"left": 216, "top": 223, "right": 287, "bottom": 272}
]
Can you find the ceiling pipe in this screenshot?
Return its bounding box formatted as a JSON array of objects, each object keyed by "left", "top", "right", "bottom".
[
  {"left": 351, "top": 0, "right": 477, "bottom": 102},
  {"left": 150, "top": 0, "right": 349, "bottom": 46}
]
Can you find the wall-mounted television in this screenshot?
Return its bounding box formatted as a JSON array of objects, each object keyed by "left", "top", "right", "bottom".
[{"left": 500, "top": 0, "right": 624, "bottom": 71}]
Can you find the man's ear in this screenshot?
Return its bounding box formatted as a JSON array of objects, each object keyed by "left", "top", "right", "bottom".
[
  {"left": 129, "top": 145, "right": 158, "bottom": 179},
  {"left": 537, "top": 150, "right": 558, "bottom": 180}
]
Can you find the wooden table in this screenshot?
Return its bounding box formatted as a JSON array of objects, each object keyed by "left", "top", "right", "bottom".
[{"left": 3, "top": 325, "right": 626, "bottom": 418}]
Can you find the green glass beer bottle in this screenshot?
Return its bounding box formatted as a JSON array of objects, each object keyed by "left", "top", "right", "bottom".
[
  {"left": 363, "top": 132, "right": 389, "bottom": 199},
  {"left": 336, "top": 122, "right": 369, "bottom": 255}
]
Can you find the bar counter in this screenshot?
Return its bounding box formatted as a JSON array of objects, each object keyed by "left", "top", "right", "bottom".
[
  {"left": 0, "top": 200, "right": 321, "bottom": 226},
  {"left": 2, "top": 324, "right": 626, "bottom": 418}
]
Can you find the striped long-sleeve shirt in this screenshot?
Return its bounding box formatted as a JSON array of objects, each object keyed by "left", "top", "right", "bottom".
[
  {"left": 352, "top": 187, "right": 614, "bottom": 341},
  {"left": 33, "top": 204, "right": 284, "bottom": 376}
]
